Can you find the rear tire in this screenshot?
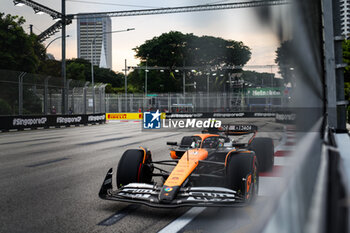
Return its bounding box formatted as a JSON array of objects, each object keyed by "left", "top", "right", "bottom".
[
  {"left": 116, "top": 149, "right": 153, "bottom": 188},
  {"left": 249, "top": 137, "right": 274, "bottom": 172},
  {"left": 226, "top": 152, "right": 259, "bottom": 202}
]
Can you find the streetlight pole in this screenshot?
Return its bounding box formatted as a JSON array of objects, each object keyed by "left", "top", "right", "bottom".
[
  {"left": 91, "top": 38, "right": 95, "bottom": 113},
  {"left": 13, "top": 0, "right": 68, "bottom": 113},
  {"left": 145, "top": 55, "right": 148, "bottom": 97},
  {"left": 207, "top": 73, "right": 210, "bottom": 96},
  {"left": 89, "top": 28, "right": 135, "bottom": 114},
  {"left": 62, "top": 0, "right": 67, "bottom": 114},
  {"left": 45, "top": 35, "right": 70, "bottom": 51},
  {"left": 124, "top": 59, "right": 127, "bottom": 112},
  {"left": 270, "top": 65, "right": 273, "bottom": 87},
  {"left": 183, "top": 60, "right": 185, "bottom": 96}
]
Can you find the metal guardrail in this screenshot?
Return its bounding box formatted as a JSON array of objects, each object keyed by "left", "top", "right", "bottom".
[
  {"left": 254, "top": 118, "right": 324, "bottom": 233},
  {"left": 251, "top": 118, "right": 348, "bottom": 233}
]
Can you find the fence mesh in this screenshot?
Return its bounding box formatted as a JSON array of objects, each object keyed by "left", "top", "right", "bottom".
[
  {"left": 0, "top": 69, "right": 106, "bottom": 115},
  {"left": 0, "top": 69, "right": 289, "bottom": 115},
  {"left": 105, "top": 91, "right": 288, "bottom": 113}
]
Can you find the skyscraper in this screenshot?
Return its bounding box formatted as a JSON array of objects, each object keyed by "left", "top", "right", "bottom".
[
  {"left": 340, "top": 0, "right": 350, "bottom": 39},
  {"left": 77, "top": 15, "right": 112, "bottom": 69}
]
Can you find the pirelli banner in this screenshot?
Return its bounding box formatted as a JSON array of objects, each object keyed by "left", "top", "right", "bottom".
[
  {"left": 0, "top": 114, "right": 105, "bottom": 131},
  {"left": 106, "top": 112, "right": 143, "bottom": 120},
  {"left": 106, "top": 112, "right": 166, "bottom": 120}
]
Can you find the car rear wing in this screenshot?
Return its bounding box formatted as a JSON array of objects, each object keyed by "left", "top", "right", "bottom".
[
  {"left": 222, "top": 124, "right": 258, "bottom": 135},
  {"left": 202, "top": 124, "right": 258, "bottom": 135},
  {"left": 202, "top": 124, "right": 257, "bottom": 146}
]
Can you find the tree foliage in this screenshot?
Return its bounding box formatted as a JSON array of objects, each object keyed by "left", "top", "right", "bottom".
[
  {"left": 39, "top": 58, "right": 124, "bottom": 91},
  {"left": 275, "top": 40, "right": 294, "bottom": 85},
  {"left": 134, "top": 31, "right": 251, "bottom": 67},
  {"left": 0, "top": 13, "right": 124, "bottom": 88},
  {"left": 130, "top": 31, "right": 251, "bottom": 93},
  {"left": 0, "top": 12, "right": 129, "bottom": 115},
  {"left": 343, "top": 40, "right": 350, "bottom": 83},
  {"left": 343, "top": 40, "right": 350, "bottom": 122},
  {"left": 0, "top": 98, "right": 11, "bottom": 115},
  {"left": 0, "top": 13, "right": 45, "bottom": 73}
]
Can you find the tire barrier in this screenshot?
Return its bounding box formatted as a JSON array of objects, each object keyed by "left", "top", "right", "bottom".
[{"left": 0, "top": 114, "right": 106, "bottom": 132}]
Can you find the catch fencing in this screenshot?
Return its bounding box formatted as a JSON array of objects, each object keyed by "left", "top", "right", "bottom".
[
  {"left": 0, "top": 69, "right": 106, "bottom": 116},
  {"left": 105, "top": 91, "right": 288, "bottom": 113},
  {"left": 0, "top": 68, "right": 289, "bottom": 116}
]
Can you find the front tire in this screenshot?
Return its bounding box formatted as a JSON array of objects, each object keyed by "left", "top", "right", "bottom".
[
  {"left": 226, "top": 152, "right": 259, "bottom": 202},
  {"left": 116, "top": 149, "right": 153, "bottom": 188}
]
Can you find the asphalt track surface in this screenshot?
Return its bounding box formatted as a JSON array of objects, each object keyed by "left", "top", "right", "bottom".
[{"left": 0, "top": 118, "right": 289, "bottom": 233}]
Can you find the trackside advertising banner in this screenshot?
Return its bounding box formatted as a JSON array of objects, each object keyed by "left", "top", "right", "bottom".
[
  {"left": 105, "top": 112, "right": 276, "bottom": 120},
  {"left": 0, "top": 114, "right": 105, "bottom": 131},
  {"left": 165, "top": 112, "right": 276, "bottom": 119}
]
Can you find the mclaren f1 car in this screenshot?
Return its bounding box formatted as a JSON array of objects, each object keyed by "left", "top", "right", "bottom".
[{"left": 99, "top": 125, "right": 274, "bottom": 208}]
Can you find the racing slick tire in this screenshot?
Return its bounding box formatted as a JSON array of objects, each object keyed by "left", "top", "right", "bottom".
[
  {"left": 249, "top": 137, "right": 274, "bottom": 172},
  {"left": 116, "top": 149, "right": 153, "bottom": 188},
  {"left": 226, "top": 152, "right": 259, "bottom": 202}
]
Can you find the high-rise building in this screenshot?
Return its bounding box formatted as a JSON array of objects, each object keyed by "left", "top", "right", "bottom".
[
  {"left": 77, "top": 15, "right": 112, "bottom": 69},
  {"left": 340, "top": 0, "right": 350, "bottom": 39}
]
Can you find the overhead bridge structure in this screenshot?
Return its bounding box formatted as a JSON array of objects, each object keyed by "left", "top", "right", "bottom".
[
  {"left": 13, "top": 0, "right": 289, "bottom": 41},
  {"left": 71, "top": 0, "right": 289, "bottom": 19}
]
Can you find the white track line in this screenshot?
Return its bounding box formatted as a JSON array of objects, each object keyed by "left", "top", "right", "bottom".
[{"left": 157, "top": 207, "right": 206, "bottom": 233}]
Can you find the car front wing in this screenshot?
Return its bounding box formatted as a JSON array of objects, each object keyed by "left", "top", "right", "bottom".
[{"left": 99, "top": 168, "right": 246, "bottom": 208}]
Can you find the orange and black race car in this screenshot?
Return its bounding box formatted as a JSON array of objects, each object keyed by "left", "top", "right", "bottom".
[
  {"left": 168, "top": 125, "right": 274, "bottom": 172},
  {"left": 99, "top": 125, "right": 274, "bottom": 208}
]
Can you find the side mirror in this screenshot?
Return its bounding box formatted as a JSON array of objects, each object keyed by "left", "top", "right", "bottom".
[{"left": 167, "top": 141, "right": 177, "bottom": 146}]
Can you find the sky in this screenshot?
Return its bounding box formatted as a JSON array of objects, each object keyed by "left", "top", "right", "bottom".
[{"left": 2, "top": 0, "right": 290, "bottom": 76}]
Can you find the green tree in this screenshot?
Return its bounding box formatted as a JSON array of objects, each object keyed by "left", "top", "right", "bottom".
[
  {"left": 0, "top": 13, "right": 45, "bottom": 73},
  {"left": 275, "top": 40, "right": 294, "bottom": 85},
  {"left": 67, "top": 60, "right": 87, "bottom": 81},
  {"left": 343, "top": 40, "right": 350, "bottom": 122},
  {"left": 94, "top": 67, "right": 123, "bottom": 87},
  {"left": 38, "top": 59, "right": 61, "bottom": 77},
  {"left": 0, "top": 13, "right": 45, "bottom": 114},
  {"left": 0, "top": 98, "right": 11, "bottom": 115},
  {"left": 130, "top": 31, "right": 251, "bottom": 93},
  {"left": 134, "top": 31, "right": 251, "bottom": 67},
  {"left": 39, "top": 58, "right": 124, "bottom": 89},
  {"left": 343, "top": 40, "right": 350, "bottom": 83}
]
